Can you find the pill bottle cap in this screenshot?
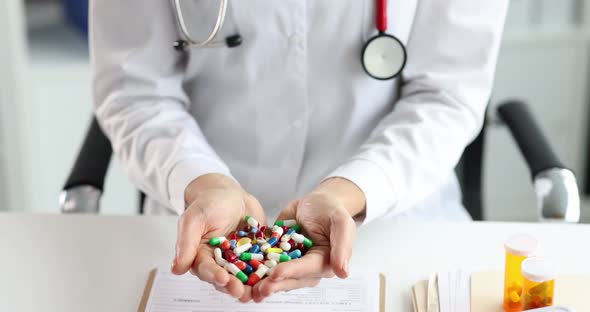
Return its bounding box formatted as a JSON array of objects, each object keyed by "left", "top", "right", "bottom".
[
  {"left": 521, "top": 257, "right": 557, "bottom": 283},
  {"left": 504, "top": 233, "right": 539, "bottom": 256}
]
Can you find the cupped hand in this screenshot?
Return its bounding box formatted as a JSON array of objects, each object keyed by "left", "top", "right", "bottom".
[
  {"left": 171, "top": 173, "right": 266, "bottom": 302},
  {"left": 252, "top": 178, "right": 364, "bottom": 302}
]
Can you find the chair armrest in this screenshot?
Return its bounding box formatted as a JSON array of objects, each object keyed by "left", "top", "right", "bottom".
[
  {"left": 60, "top": 117, "right": 112, "bottom": 214},
  {"left": 497, "top": 100, "right": 580, "bottom": 223},
  {"left": 59, "top": 185, "right": 101, "bottom": 214}
]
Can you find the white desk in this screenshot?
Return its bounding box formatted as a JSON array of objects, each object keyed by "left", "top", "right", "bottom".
[{"left": 0, "top": 214, "right": 589, "bottom": 311}]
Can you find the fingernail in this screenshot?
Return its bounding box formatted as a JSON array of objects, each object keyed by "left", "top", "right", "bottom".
[
  {"left": 171, "top": 258, "right": 177, "bottom": 269},
  {"left": 342, "top": 259, "right": 350, "bottom": 275},
  {"left": 214, "top": 277, "right": 227, "bottom": 287}
]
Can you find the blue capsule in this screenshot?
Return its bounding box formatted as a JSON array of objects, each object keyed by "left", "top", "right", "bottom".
[
  {"left": 288, "top": 249, "right": 302, "bottom": 259},
  {"left": 238, "top": 231, "right": 248, "bottom": 237},
  {"left": 230, "top": 239, "right": 237, "bottom": 249},
  {"left": 249, "top": 244, "right": 260, "bottom": 254},
  {"left": 286, "top": 228, "right": 295, "bottom": 235},
  {"left": 251, "top": 226, "right": 259, "bottom": 234},
  {"left": 267, "top": 237, "right": 278, "bottom": 247},
  {"left": 243, "top": 264, "right": 254, "bottom": 275}
]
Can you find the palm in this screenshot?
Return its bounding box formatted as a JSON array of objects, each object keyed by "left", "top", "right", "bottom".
[
  {"left": 251, "top": 192, "right": 356, "bottom": 302},
  {"left": 174, "top": 187, "right": 266, "bottom": 302}
]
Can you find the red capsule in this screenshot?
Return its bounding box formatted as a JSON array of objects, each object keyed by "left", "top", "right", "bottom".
[
  {"left": 288, "top": 239, "right": 295, "bottom": 245},
  {"left": 224, "top": 250, "right": 238, "bottom": 263},
  {"left": 244, "top": 226, "right": 252, "bottom": 232},
  {"left": 229, "top": 233, "right": 238, "bottom": 241},
  {"left": 282, "top": 226, "right": 289, "bottom": 233},
  {"left": 249, "top": 259, "right": 262, "bottom": 270},
  {"left": 235, "top": 260, "right": 247, "bottom": 271},
  {"left": 247, "top": 274, "right": 261, "bottom": 286},
  {"left": 255, "top": 231, "right": 264, "bottom": 239},
  {"left": 259, "top": 226, "right": 267, "bottom": 235},
  {"left": 248, "top": 232, "right": 256, "bottom": 240},
  {"left": 220, "top": 240, "right": 231, "bottom": 250}
]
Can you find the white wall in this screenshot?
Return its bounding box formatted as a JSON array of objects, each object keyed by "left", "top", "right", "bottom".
[
  {"left": 25, "top": 23, "right": 137, "bottom": 214},
  {"left": 486, "top": 33, "right": 590, "bottom": 221},
  {"left": 0, "top": 0, "right": 31, "bottom": 212},
  {"left": 485, "top": 0, "right": 590, "bottom": 222}
]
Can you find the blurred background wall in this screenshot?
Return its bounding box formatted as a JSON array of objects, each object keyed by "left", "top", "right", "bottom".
[{"left": 1, "top": 0, "right": 589, "bottom": 221}]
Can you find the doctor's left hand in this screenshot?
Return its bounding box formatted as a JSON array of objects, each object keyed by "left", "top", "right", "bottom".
[{"left": 251, "top": 177, "right": 365, "bottom": 302}]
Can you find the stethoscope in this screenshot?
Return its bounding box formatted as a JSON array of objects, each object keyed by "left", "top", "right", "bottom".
[
  {"left": 172, "top": 0, "right": 243, "bottom": 51},
  {"left": 172, "top": 0, "right": 407, "bottom": 80}
]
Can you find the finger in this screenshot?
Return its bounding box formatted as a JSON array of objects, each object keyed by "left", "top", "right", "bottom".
[
  {"left": 330, "top": 212, "right": 355, "bottom": 278},
  {"left": 267, "top": 251, "right": 333, "bottom": 282},
  {"left": 172, "top": 208, "right": 205, "bottom": 275},
  {"left": 191, "top": 251, "right": 230, "bottom": 287},
  {"left": 238, "top": 286, "right": 253, "bottom": 303},
  {"left": 243, "top": 194, "right": 268, "bottom": 226},
  {"left": 253, "top": 278, "right": 321, "bottom": 302},
  {"left": 224, "top": 274, "right": 246, "bottom": 298},
  {"left": 276, "top": 199, "right": 299, "bottom": 222},
  {"left": 214, "top": 285, "right": 229, "bottom": 294}
]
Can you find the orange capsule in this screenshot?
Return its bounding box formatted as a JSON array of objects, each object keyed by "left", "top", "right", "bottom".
[
  {"left": 220, "top": 240, "right": 231, "bottom": 250},
  {"left": 235, "top": 260, "right": 247, "bottom": 271},
  {"left": 249, "top": 259, "right": 262, "bottom": 270}
]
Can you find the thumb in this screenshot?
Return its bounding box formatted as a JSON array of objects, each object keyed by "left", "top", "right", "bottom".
[
  {"left": 329, "top": 211, "right": 355, "bottom": 278},
  {"left": 243, "top": 193, "right": 268, "bottom": 227},
  {"left": 171, "top": 208, "right": 205, "bottom": 275},
  {"left": 276, "top": 199, "right": 299, "bottom": 223}
]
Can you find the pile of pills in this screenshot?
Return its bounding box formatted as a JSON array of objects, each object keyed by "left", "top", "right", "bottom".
[{"left": 209, "top": 216, "right": 313, "bottom": 286}]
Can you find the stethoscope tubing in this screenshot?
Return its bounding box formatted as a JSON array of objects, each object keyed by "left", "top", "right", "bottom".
[{"left": 173, "top": 0, "right": 228, "bottom": 48}]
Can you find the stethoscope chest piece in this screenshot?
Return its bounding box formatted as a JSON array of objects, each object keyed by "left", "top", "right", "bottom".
[
  {"left": 362, "top": 33, "right": 407, "bottom": 80},
  {"left": 362, "top": 0, "right": 407, "bottom": 80}
]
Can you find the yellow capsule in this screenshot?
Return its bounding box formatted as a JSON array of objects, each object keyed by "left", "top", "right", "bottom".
[
  {"left": 265, "top": 247, "right": 283, "bottom": 254},
  {"left": 237, "top": 238, "right": 252, "bottom": 247},
  {"left": 509, "top": 290, "right": 520, "bottom": 303}
]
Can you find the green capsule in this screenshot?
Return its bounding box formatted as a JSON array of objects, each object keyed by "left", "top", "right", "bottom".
[
  {"left": 274, "top": 220, "right": 297, "bottom": 227},
  {"left": 236, "top": 271, "right": 248, "bottom": 283},
  {"left": 279, "top": 254, "right": 291, "bottom": 262},
  {"left": 290, "top": 224, "right": 302, "bottom": 232},
  {"left": 239, "top": 252, "right": 264, "bottom": 261},
  {"left": 208, "top": 237, "right": 226, "bottom": 246},
  {"left": 303, "top": 237, "right": 313, "bottom": 248}
]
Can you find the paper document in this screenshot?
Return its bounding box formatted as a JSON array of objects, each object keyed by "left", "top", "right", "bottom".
[{"left": 143, "top": 268, "right": 382, "bottom": 312}]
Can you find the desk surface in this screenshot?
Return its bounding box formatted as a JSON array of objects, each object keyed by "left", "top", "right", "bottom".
[{"left": 0, "top": 214, "right": 589, "bottom": 312}]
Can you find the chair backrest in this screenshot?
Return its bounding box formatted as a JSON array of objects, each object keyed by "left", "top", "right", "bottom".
[{"left": 455, "top": 122, "right": 486, "bottom": 221}]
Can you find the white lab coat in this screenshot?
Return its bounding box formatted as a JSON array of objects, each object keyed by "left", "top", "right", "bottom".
[{"left": 90, "top": 0, "right": 508, "bottom": 223}]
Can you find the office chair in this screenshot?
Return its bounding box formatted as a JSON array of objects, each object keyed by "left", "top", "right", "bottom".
[{"left": 59, "top": 100, "right": 581, "bottom": 223}]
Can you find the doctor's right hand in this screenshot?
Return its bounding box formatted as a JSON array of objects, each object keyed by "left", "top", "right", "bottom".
[{"left": 170, "top": 173, "right": 266, "bottom": 302}]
